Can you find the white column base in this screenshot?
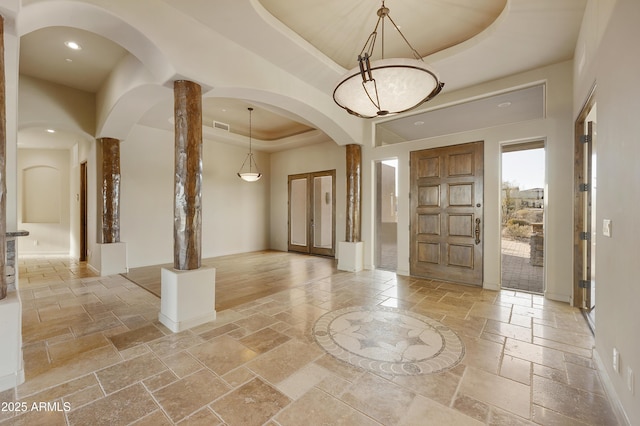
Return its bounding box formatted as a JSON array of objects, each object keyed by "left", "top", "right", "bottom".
[
  {"left": 338, "top": 241, "right": 364, "bottom": 272},
  {"left": 159, "top": 266, "right": 216, "bottom": 333},
  {"left": 0, "top": 292, "right": 24, "bottom": 392},
  {"left": 95, "top": 242, "right": 128, "bottom": 276}
]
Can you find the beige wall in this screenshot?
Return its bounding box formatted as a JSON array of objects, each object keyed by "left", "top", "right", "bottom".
[
  {"left": 269, "top": 141, "right": 346, "bottom": 253},
  {"left": 119, "top": 124, "right": 271, "bottom": 268},
  {"left": 575, "top": 0, "right": 640, "bottom": 423},
  {"left": 361, "top": 61, "right": 574, "bottom": 303}
]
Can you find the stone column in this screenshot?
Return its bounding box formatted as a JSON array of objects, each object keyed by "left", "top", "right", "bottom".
[
  {"left": 173, "top": 80, "right": 202, "bottom": 270},
  {"left": 100, "top": 137, "right": 120, "bottom": 244},
  {"left": 338, "top": 144, "right": 364, "bottom": 272},
  {"left": 159, "top": 80, "right": 215, "bottom": 333},
  {"left": 345, "top": 144, "right": 361, "bottom": 242},
  {"left": 0, "top": 16, "right": 7, "bottom": 300}
]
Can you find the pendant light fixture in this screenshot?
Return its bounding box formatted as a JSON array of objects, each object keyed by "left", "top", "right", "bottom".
[
  {"left": 333, "top": 0, "right": 444, "bottom": 118},
  {"left": 237, "top": 107, "right": 262, "bottom": 182}
]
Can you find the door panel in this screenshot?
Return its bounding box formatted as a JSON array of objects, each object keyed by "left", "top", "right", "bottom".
[
  {"left": 410, "top": 142, "right": 484, "bottom": 285},
  {"left": 289, "top": 177, "right": 308, "bottom": 248},
  {"left": 288, "top": 170, "right": 335, "bottom": 257}
]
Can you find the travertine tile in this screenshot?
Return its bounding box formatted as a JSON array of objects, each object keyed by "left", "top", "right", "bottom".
[
  {"left": 96, "top": 352, "right": 167, "bottom": 394},
  {"left": 532, "top": 375, "right": 617, "bottom": 425},
  {"left": 211, "top": 378, "right": 291, "bottom": 425},
  {"left": 177, "top": 408, "right": 223, "bottom": 426},
  {"left": 153, "top": 370, "right": 230, "bottom": 423},
  {"left": 276, "top": 363, "right": 331, "bottom": 400},
  {"left": 162, "top": 351, "right": 203, "bottom": 378},
  {"left": 504, "top": 338, "right": 565, "bottom": 370},
  {"left": 341, "top": 372, "right": 417, "bottom": 425},
  {"left": 453, "top": 393, "right": 490, "bottom": 423},
  {"left": 48, "top": 333, "right": 111, "bottom": 363},
  {"left": 67, "top": 383, "right": 158, "bottom": 426},
  {"left": 246, "top": 339, "right": 324, "bottom": 384},
  {"left": 109, "top": 324, "right": 165, "bottom": 351},
  {"left": 400, "top": 394, "right": 484, "bottom": 425},
  {"left": 142, "top": 370, "right": 179, "bottom": 392},
  {"left": 188, "top": 335, "right": 258, "bottom": 375},
  {"left": 17, "top": 346, "right": 122, "bottom": 397},
  {"left": 129, "top": 410, "right": 173, "bottom": 426},
  {"left": 460, "top": 336, "right": 503, "bottom": 374},
  {"left": 276, "top": 387, "right": 378, "bottom": 426},
  {"left": 500, "top": 355, "right": 531, "bottom": 385},
  {"left": 239, "top": 327, "right": 291, "bottom": 354},
  {"left": 63, "top": 384, "right": 104, "bottom": 411},
  {"left": 391, "top": 371, "right": 461, "bottom": 406},
  {"left": 485, "top": 319, "right": 532, "bottom": 343},
  {"left": 146, "top": 330, "right": 204, "bottom": 358},
  {"left": 459, "top": 366, "right": 531, "bottom": 419}
]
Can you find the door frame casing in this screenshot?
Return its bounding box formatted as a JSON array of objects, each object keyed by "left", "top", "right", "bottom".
[{"left": 573, "top": 85, "right": 596, "bottom": 309}]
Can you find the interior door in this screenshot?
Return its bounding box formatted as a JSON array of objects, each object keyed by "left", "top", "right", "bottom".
[
  {"left": 288, "top": 170, "right": 335, "bottom": 257},
  {"left": 410, "top": 142, "right": 484, "bottom": 285}
]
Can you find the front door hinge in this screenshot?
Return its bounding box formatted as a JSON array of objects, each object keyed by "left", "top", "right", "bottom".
[
  {"left": 580, "top": 232, "right": 591, "bottom": 240},
  {"left": 580, "top": 134, "right": 592, "bottom": 144},
  {"left": 579, "top": 280, "right": 591, "bottom": 289},
  {"left": 579, "top": 183, "right": 590, "bottom": 192}
]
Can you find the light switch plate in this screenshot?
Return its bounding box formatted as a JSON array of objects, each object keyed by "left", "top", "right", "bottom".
[{"left": 603, "top": 219, "right": 612, "bottom": 237}]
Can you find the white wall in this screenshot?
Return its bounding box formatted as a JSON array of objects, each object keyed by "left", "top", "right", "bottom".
[
  {"left": 17, "top": 149, "right": 71, "bottom": 255},
  {"left": 119, "top": 124, "right": 271, "bottom": 268},
  {"left": 269, "top": 141, "right": 346, "bottom": 253},
  {"left": 362, "top": 61, "right": 575, "bottom": 302},
  {"left": 575, "top": 0, "right": 640, "bottom": 423}
]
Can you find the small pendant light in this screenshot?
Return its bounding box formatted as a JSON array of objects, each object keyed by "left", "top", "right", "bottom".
[{"left": 237, "top": 107, "right": 262, "bottom": 182}]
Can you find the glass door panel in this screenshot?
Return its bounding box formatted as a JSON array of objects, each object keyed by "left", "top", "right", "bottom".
[{"left": 289, "top": 176, "right": 308, "bottom": 250}]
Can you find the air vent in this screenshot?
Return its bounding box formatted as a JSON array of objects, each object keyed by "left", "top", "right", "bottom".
[{"left": 213, "top": 121, "right": 230, "bottom": 132}]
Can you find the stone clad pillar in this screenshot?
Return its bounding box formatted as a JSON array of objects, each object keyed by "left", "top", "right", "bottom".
[
  {"left": 159, "top": 80, "right": 215, "bottom": 333},
  {"left": 0, "top": 16, "right": 6, "bottom": 300},
  {"left": 339, "top": 144, "right": 364, "bottom": 272},
  {"left": 95, "top": 137, "right": 127, "bottom": 276},
  {"left": 173, "top": 80, "right": 202, "bottom": 271},
  {"left": 346, "top": 144, "right": 362, "bottom": 242},
  {"left": 100, "top": 137, "right": 120, "bottom": 244}
]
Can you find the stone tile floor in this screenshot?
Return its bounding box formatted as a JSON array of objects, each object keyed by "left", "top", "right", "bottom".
[
  {"left": 501, "top": 238, "right": 544, "bottom": 294},
  {"left": 0, "top": 254, "right": 620, "bottom": 425}
]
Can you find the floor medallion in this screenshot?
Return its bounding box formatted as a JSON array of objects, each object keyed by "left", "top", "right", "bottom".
[{"left": 313, "top": 305, "right": 465, "bottom": 375}]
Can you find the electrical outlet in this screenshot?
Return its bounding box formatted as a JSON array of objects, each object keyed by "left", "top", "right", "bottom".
[
  {"left": 628, "top": 367, "right": 635, "bottom": 395},
  {"left": 613, "top": 347, "right": 619, "bottom": 373}
]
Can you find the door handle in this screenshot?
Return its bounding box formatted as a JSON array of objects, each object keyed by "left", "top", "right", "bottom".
[{"left": 475, "top": 218, "right": 481, "bottom": 245}]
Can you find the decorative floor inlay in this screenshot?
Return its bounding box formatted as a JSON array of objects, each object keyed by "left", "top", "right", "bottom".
[{"left": 313, "top": 306, "right": 464, "bottom": 375}]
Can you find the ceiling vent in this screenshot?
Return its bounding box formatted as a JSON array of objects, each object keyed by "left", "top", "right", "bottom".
[{"left": 213, "top": 121, "right": 230, "bottom": 132}]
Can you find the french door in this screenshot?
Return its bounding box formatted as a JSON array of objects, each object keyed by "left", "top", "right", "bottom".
[
  {"left": 288, "top": 170, "right": 335, "bottom": 257},
  {"left": 410, "top": 142, "right": 484, "bottom": 285}
]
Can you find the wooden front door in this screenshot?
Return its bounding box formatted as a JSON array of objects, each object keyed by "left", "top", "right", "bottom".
[{"left": 410, "top": 142, "right": 484, "bottom": 285}]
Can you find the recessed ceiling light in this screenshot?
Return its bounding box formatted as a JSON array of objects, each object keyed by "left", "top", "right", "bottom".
[
  {"left": 414, "top": 120, "right": 425, "bottom": 126},
  {"left": 46, "top": 129, "right": 55, "bottom": 133},
  {"left": 64, "top": 41, "right": 82, "bottom": 50},
  {"left": 65, "top": 58, "right": 73, "bottom": 62},
  {"left": 498, "top": 102, "right": 512, "bottom": 108}
]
